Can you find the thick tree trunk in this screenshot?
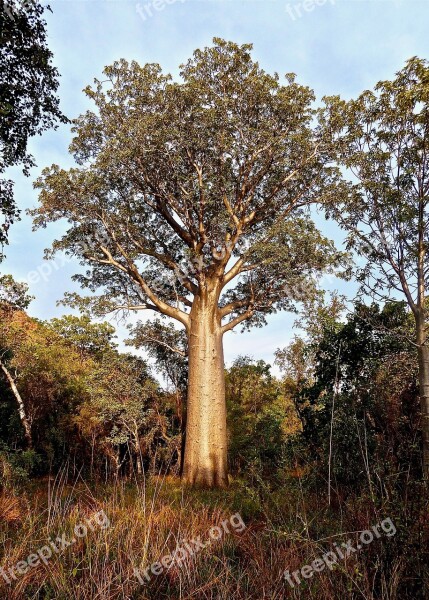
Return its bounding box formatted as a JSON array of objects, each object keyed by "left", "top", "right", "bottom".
[
  {"left": 0, "top": 360, "right": 32, "bottom": 447},
  {"left": 181, "top": 291, "right": 228, "bottom": 488},
  {"left": 417, "top": 343, "right": 429, "bottom": 479}
]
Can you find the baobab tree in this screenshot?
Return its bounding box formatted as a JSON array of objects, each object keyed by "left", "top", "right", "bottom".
[{"left": 32, "top": 39, "right": 343, "bottom": 487}]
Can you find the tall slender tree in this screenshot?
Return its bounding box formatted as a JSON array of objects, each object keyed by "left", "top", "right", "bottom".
[
  {"left": 322, "top": 57, "right": 429, "bottom": 478},
  {"left": 32, "top": 39, "right": 343, "bottom": 487},
  {"left": 0, "top": 274, "right": 33, "bottom": 446}
]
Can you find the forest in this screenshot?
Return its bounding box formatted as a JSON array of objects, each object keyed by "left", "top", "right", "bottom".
[{"left": 0, "top": 2, "right": 428, "bottom": 599}]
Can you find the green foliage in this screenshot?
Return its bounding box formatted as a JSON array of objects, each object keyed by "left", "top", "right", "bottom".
[
  {"left": 31, "top": 38, "right": 343, "bottom": 335},
  {"left": 48, "top": 314, "right": 117, "bottom": 358},
  {"left": 0, "top": 303, "right": 180, "bottom": 479},
  {"left": 322, "top": 57, "right": 429, "bottom": 320},
  {"left": 226, "top": 357, "right": 291, "bottom": 483},
  {"left": 0, "top": 1, "right": 66, "bottom": 255},
  {"left": 0, "top": 442, "right": 41, "bottom": 488},
  {"left": 0, "top": 273, "right": 33, "bottom": 310},
  {"left": 287, "top": 302, "right": 421, "bottom": 489},
  {"left": 76, "top": 351, "right": 181, "bottom": 477},
  {"left": 127, "top": 317, "right": 188, "bottom": 392}
]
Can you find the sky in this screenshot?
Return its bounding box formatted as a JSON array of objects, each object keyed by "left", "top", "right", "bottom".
[{"left": 2, "top": 0, "right": 429, "bottom": 371}]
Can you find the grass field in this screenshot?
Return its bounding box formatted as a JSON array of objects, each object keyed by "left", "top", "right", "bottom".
[{"left": 1, "top": 473, "right": 427, "bottom": 599}]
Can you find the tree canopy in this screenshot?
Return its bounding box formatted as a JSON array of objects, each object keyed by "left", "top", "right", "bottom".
[
  {"left": 32, "top": 38, "right": 343, "bottom": 333},
  {"left": 322, "top": 57, "right": 429, "bottom": 477},
  {"left": 0, "top": 0, "right": 66, "bottom": 257},
  {"left": 322, "top": 57, "right": 429, "bottom": 316}
]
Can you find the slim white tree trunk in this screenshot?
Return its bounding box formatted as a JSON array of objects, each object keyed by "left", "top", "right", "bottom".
[{"left": 0, "top": 360, "right": 32, "bottom": 447}]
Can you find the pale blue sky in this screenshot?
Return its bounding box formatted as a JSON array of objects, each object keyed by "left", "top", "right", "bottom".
[{"left": 3, "top": 0, "right": 429, "bottom": 369}]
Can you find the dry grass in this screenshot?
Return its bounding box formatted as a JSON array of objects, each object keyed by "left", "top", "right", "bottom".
[
  {"left": 0, "top": 475, "right": 427, "bottom": 599},
  {"left": 0, "top": 490, "right": 22, "bottom": 524}
]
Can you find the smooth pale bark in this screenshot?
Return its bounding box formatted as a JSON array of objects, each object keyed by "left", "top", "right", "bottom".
[
  {"left": 0, "top": 360, "right": 32, "bottom": 447},
  {"left": 182, "top": 287, "right": 228, "bottom": 488}
]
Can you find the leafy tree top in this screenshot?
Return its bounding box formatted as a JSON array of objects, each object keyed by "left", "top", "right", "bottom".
[
  {"left": 0, "top": 274, "right": 33, "bottom": 311},
  {"left": 32, "top": 39, "right": 343, "bottom": 332},
  {"left": 322, "top": 57, "right": 429, "bottom": 320},
  {"left": 48, "top": 314, "right": 117, "bottom": 359}
]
